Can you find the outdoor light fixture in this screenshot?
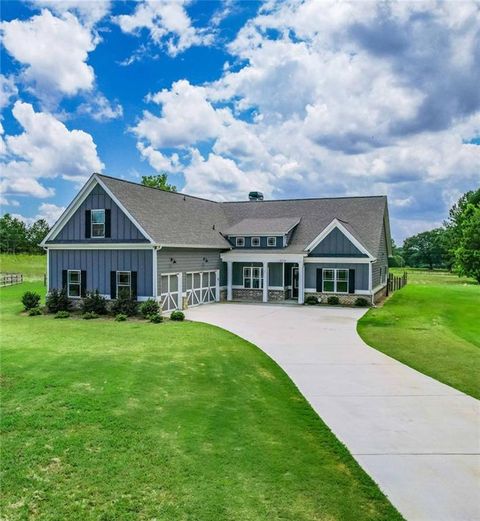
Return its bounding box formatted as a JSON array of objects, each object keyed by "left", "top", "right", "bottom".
[
  {"left": 170, "top": 258, "right": 176, "bottom": 264},
  {"left": 203, "top": 257, "right": 208, "bottom": 263}
]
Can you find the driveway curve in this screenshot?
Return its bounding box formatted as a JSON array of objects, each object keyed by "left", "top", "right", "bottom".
[{"left": 186, "top": 303, "right": 480, "bottom": 521}]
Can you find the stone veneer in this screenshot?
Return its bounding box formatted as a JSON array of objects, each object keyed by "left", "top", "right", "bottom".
[{"left": 231, "top": 288, "right": 288, "bottom": 302}]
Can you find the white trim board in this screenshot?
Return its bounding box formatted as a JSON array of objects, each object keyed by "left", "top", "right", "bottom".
[
  {"left": 45, "top": 243, "right": 154, "bottom": 250},
  {"left": 221, "top": 252, "right": 306, "bottom": 263},
  {"left": 304, "top": 218, "right": 374, "bottom": 260},
  {"left": 304, "top": 257, "right": 374, "bottom": 264}
]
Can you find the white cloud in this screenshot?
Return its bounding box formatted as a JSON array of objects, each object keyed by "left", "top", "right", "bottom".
[
  {"left": 36, "top": 202, "right": 65, "bottom": 224},
  {"left": 1, "top": 101, "right": 104, "bottom": 198},
  {"left": 137, "top": 143, "right": 179, "bottom": 173},
  {"left": 78, "top": 94, "right": 123, "bottom": 122},
  {"left": 115, "top": 0, "right": 213, "bottom": 57},
  {"left": 0, "top": 196, "right": 20, "bottom": 207},
  {"left": 1, "top": 9, "right": 97, "bottom": 105},
  {"left": 33, "top": 0, "right": 111, "bottom": 26},
  {"left": 0, "top": 75, "right": 18, "bottom": 110}
]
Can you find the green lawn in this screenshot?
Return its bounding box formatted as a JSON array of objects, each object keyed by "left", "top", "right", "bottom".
[
  {"left": 0, "top": 282, "right": 402, "bottom": 521},
  {"left": 0, "top": 253, "right": 46, "bottom": 281},
  {"left": 358, "top": 269, "right": 480, "bottom": 399}
]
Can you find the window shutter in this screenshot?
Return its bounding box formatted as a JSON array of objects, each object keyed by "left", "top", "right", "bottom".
[
  {"left": 81, "top": 271, "right": 87, "bottom": 297},
  {"left": 349, "top": 269, "right": 355, "bottom": 294},
  {"left": 131, "top": 271, "right": 138, "bottom": 300},
  {"left": 316, "top": 269, "right": 323, "bottom": 292},
  {"left": 62, "top": 270, "right": 67, "bottom": 290},
  {"left": 110, "top": 271, "right": 117, "bottom": 299},
  {"left": 85, "top": 210, "right": 91, "bottom": 238},
  {"left": 105, "top": 209, "right": 111, "bottom": 238}
]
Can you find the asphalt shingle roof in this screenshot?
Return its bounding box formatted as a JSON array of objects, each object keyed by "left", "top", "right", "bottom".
[{"left": 98, "top": 174, "right": 388, "bottom": 257}]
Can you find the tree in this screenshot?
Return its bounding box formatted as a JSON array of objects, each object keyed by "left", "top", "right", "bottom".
[
  {"left": 388, "top": 239, "right": 405, "bottom": 267},
  {"left": 141, "top": 173, "right": 177, "bottom": 192},
  {"left": 26, "top": 219, "right": 50, "bottom": 253},
  {"left": 402, "top": 228, "right": 448, "bottom": 269},
  {"left": 0, "top": 214, "right": 28, "bottom": 253}
]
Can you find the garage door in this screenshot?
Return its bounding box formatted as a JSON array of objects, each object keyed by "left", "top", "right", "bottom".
[
  {"left": 186, "top": 271, "right": 217, "bottom": 307},
  {"left": 160, "top": 273, "right": 180, "bottom": 312}
]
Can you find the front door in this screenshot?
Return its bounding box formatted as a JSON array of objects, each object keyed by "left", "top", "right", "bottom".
[{"left": 292, "top": 267, "right": 299, "bottom": 298}]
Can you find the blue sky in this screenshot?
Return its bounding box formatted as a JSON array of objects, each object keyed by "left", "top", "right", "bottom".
[{"left": 1, "top": 0, "right": 479, "bottom": 242}]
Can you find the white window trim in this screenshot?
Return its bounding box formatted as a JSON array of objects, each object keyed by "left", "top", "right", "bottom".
[
  {"left": 91, "top": 209, "right": 105, "bottom": 239},
  {"left": 67, "top": 269, "right": 81, "bottom": 299},
  {"left": 251, "top": 236, "right": 261, "bottom": 247},
  {"left": 267, "top": 236, "right": 277, "bottom": 247},
  {"left": 235, "top": 237, "right": 245, "bottom": 247},
  {"left": 116, "top": 270, "right": 131, "bottom": 297},
  {"left": 243, "top": 266, "right": 263, "bottom": 289},
  {"left": 322, "top": 268, "right": 349, "bottom": 294}
]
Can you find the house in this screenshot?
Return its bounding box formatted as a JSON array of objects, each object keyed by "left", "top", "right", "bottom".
[{"left": 41, "top": 173, "right": 391, "bottom": 309}]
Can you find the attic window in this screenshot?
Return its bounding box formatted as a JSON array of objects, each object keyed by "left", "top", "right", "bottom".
[
  {"left": 267, "top": 237, "right": 276, "bottom": 247},
  {"left": 251, "top": 237, "right": 261, "bottom": 247},
  {"left": 91, "top": 209, "right": 105, "bottom": 238},
  {"left": 235, "top": 237, "right": 245, "bottom": 247}
]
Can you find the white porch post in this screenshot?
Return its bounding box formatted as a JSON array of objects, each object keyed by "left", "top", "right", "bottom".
[
  {"left": 152, "top": 247, "right": 158, "bottom": 300},
  {"left": 298, "top": 260, "right": 305, "bottom": 304},
  {"left": 177, "top": 272, "right": 183, "bottom": 309},
  {"left": 227, "top": 261, "right": 233, "bottom": 301},
  {"left": 215, "top": 269, "right": 220, "bottom": 302},
  {"left": 262, "top": 261, "right": 268, "bottom": 303}
]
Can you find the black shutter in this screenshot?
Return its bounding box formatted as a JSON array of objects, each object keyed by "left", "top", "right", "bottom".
[
  {"left": 349, "top": 269, "right": 355, "bottom": 294},
  {"left": 62, "top": 270, "right": 68, "bottom": 290},
  {"left": 105, "top": 209, "right": 111, "bottom": 238},
  {"left": 316, "top": 269, "right": 323, "bottom": 292},
  {"left": 85, "top": 210, "right": 91, "bottom": 238},
  {"left": 110, "top": 271, "right": 117, "bottom": 299},
  {"left": 131, "top": 272, "right": 137, "bottom": 300},
  {"left": 81, "top": 271, "right": 87, "bottom": 297}
]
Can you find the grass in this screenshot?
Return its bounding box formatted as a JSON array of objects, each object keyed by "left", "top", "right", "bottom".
[
  {"left": 0, "top": 253, "right": 46, "bottom": 281},
  {"left": 358, "top": 269, "right": 480, "bottom": 399},
  {"left": 0, "top": 282, "right": 403, "bottom": 521}
]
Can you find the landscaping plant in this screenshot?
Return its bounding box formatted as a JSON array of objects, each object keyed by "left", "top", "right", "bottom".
[
  {"left": 304, "top": 295, "right": 318, "bottom": 305},
  {"left": 148, "top": 313, "right": 163, "bottom": 323},
  {"left": 327, "top": 296, "right": 340, "bottom": 305},
  {"left": 46, "top": 288, "right": 70, "bottom": 313},
  {"left": 170, "top": 310, "right": 185, "bottom": 321},
  {"left": 354, "top": 297, "right": 370, "bottom": 307},
  {"left": 28, "top": 307, "right": 42, "bottom": 316},
  {"left": 140, "top": 298, "right": 160, "bottom": 318},
  {"left": 111, "top": 288, "right": 137, "bottom": 316},
  {"left": 82, "top": 311, "right": 99, "bottom": 320},
  {"left": 21, "top": 291, "right": 41, "bottom": 310},
  {"left": 81, "top": 290, "right": 107, "bottom": 315},
  {"left": 115, "top": 313, "right": 128, "bottom": 322},
  {"left": 54, "top": 310, "right": 70, "bottom": 319}
]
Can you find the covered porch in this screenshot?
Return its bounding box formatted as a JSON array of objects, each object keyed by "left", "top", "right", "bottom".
[{"left": 221, "top": 252, "right": 307, "bottom": 304}]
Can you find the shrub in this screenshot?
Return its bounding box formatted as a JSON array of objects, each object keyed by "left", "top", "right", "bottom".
[
  {"left": 81, "top": 290, "right": 107, "bottom": 315},
  {"left": 82, "top": 311, "right": 99, "bottom": 320},
  {"left": 28, "top": 307, "right": 42, "bottom": 316},
  {"left": 115, "top": 313, "right": 128, "bottom": 322},
  {"left": 354, "top": 297, "right": 370, "bottom": 307},
  {"left": 327, "top": 296, "right": 340, "bottom": 305},
  {"left": 46, "top": 288, "right": 70, "bottom": 313},
  {"left": 170, "top": 310, "right": 185, "bottom": 321},
  {"left": 54, "top": 310, "right": 70, "bottom": 319},
  {"left": 111, "top": 288, "right": 137, "bottom": 317},
  {"left": 21, "top": 291, "right": 41, "bottom": 310},
  {"left": 304, "top": 295, "right": 318, "bottom": 305},
  {"left": 140, "top": 298, "right": 160, "bottom": 318},
  {"left": 148, "top": 313, "right": 163, "bottom": 323}
]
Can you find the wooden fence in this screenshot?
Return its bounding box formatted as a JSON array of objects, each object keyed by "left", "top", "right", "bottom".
[
  {"left": 386, "top": 271, "right": 407, "bottom": 296},
  {"left": 1, "top": 273, "right": 24, "bottom": 287}
]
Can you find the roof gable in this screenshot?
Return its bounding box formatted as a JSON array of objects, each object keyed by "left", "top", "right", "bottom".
[{"left": 308, "top": 226, "right": 366, "bottom": 257}]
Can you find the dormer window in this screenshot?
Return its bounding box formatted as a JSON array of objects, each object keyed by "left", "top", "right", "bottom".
[
  {"left": 251, "top": 237, "right": 261, "bottom": 247},
  {"left": 91, "top": 209, "right": 105, "bottom": 238},
  {"left": 235, "top": 237, "right": 245, "bottom": 247},
  {"left": 267, "top": 237, "right": 276, "bottom": 247}
]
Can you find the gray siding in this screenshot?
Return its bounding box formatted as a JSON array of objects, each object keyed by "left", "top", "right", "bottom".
[
  {"left": 305, "top": 263, "right": 369, "bottom": 291},
  {"left": 309, "top": 227, "right": 366, "bottom": 257},
  {"left": 228, "top": 236, "right": 284, "bottom": 249},
  {"left": 372, "top": 221, "right": 389, "bottom": 288},
  {"left": 157, "top": 248, "right": 223, "bottom": 294},
  {"left": 52, "top": 184, "right": 148, "bottom": 243},
  {"left": 49, "top": 249, "right": 153, "bottom": 297}
]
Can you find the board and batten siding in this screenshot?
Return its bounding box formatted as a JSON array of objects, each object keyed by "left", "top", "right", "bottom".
[
  {"left": 52, "top": 184, "right": 148, "bottom": 243},
  {"left": 49, "top": 249, "right": 153, "bottom": 297},
  {"left": 157, "top": 248, "right": 224, "bottom": 295},
  {"left": 309, "top": 227, "right": 366, "bottom": 257},
  {"left": 305, "top": 263, "right": 369, "bottom": 291}
]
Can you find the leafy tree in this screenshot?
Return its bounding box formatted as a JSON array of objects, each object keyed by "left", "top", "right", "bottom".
[
  {"left": 26, "top": 219, "right": 50, "bottom": 253},
  {"left": 388, "top": 239, "right": 405, "bottom": 267},
  {"left": 403, "top": 228, "right": 448, "bottom": 269},
  {"left": 141, "top": 173, "right": 177, "bottom": 192},
  {"left": 0, "top": 214, "right": 28, "bottom": 253}
]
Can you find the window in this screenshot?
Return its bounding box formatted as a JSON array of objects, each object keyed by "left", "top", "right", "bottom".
[
  {"left": 68, "top": 270, "right": 81, "bottom": 298},
  {"left": 323, "top": 268, "right": 349, "bottom": 293},
  {"left": 243, "top": 267, "right": 263, "bottom": 289},
  {"left": 267, "top": 236, "right": 277, "bottom": 247},
  {"left": 91, "top": 209, "right": 105, "bottom": 238},
  {"left": 117, "top": 271, "right": 131, "bottom": 297},
  {"left": 251, "top": 236, "right": 261, "bottom": 247},
  {"left": 235, "top": 237, "right": 245, "bottom": 247}
]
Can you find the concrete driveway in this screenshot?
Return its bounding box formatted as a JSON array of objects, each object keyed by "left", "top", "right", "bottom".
[{"left": 186, "top": 303, "right": 480, "bottom": 521}]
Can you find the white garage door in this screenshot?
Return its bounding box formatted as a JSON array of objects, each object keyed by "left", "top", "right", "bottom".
[
  {"left": 160, "top": 273, "right": 180, "bottom": 312},
  {"left": 186, "top": 271, "right": 217, "bottom": 307}
]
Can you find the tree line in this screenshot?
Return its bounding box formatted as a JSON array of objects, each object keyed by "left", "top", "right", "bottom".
[
  {"left": 0, "top": 214, "right": 50, "bottom": 254},
  {"left": 390, "top": 188, "right": 480, "bottom": 283}
]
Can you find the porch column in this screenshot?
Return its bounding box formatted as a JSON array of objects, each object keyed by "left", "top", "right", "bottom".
[
  {"left": 227, "top": 261, "right": 233, "bottom": 301},
  {"left": 262, "top": 261, "right": 268, "bottom": 303},
  {"left": 298, "top": 260, "right": 304, "bottom": 304},
  {"left": 215, "top": 269, "right": 220, "bottom": 302}
]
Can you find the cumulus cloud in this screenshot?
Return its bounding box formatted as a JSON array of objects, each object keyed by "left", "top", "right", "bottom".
[
  {"left": 115, "top": 0, "right": 213, "bottom": 57},
  {"left": 78, "top": 94, "right": 123, "bottom": 122},
  {"left": 133, "top": 0, "right": 480, "bottom": 239},
  {"left": 0, "top": 75, "right": 18, "bottom": 110},
  {"left": 33, "top": 0, "right": 111, "bottom": 26},
  {"left": 1, "top": 101, "right": 104, "bottom": 198}
]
